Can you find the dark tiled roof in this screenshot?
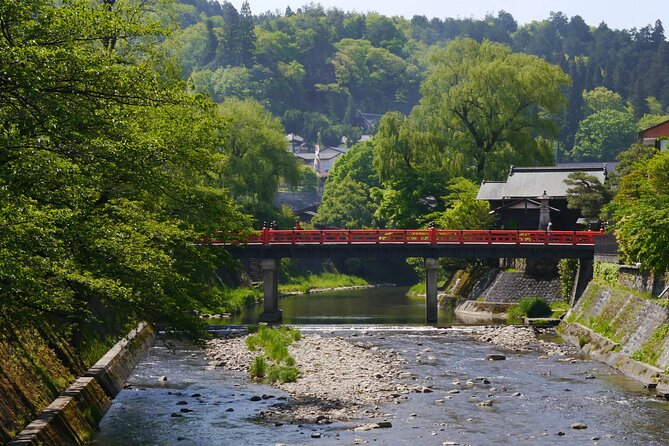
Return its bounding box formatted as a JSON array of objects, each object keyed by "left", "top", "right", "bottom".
[{"left": 477, "top": 164, "right": 608, "bottom": 200}]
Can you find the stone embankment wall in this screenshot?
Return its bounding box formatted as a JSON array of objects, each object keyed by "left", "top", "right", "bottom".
[
  {"left": 7, "top": 322, "right": 155, "bottom": 445},
  {"left": 560, "top": 265, "right": 669, "bottom": 395},
  {"left": 480, "top": 272, "right": 563, "bottom": 303},
  {"left": 447, "top": 261, "right": 565, "bottom": 319}
]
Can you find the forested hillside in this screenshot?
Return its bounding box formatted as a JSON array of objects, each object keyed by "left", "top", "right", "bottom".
[{"left": 173, "top": 0, "right": 669, "bottom": 158}]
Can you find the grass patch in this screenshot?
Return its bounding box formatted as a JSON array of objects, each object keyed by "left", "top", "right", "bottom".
[
  {"left": 632, "top": 323, "right": 669, "bottom": 367},
  {"left": 201, "top": 287, "right": 262, "bottom": 315},
  {"left": 550, "top": 300, "right": 570, "bottom": 318},
  {"left": 246, "top": 326, "right": 301, "bottom": 384},
  {"left": 507, "top": 297, "right": 552, "bottom": 323},
  {"left": 407, "top": 283, "right": 424, "bottom": 296},
  {"left": 279, "top": 273, "right": 367, "bottom": 294}
]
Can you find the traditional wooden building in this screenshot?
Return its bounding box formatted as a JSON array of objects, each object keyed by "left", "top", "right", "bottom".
[{"left": 476, "top": 165, "right": 609, "bottom": 231}]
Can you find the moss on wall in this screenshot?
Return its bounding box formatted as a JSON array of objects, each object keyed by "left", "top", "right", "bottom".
[
  {"left": 0, "top": 322, "right": 124, "bottom": 444},
  {"left": 632, "top": 323, "right": 669, "bottom": 368}
]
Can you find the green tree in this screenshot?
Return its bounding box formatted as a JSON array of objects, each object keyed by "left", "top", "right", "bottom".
[
  {"left": 607, "top": 151, "right": 669, "bottom": 272},
  {"left": 582, "top": 87, "right": 627, "bottom": 116},
  {"left": 312, "top": 142, "right": 380, "bottom": 228},
  {"left": 564, "top": 172, "right": 613, "bottom": 220},
  {"left": 312, "top": 178, "right": 376, "bottom": 228},
  {"left": 0, "top": 0, "right": 248, "bottom": 337},
  {"left": 571, "top": 109, "right": 637, "bottom": 161},
  {"left": 430, "top": 178, "right": 494, "bottom": 229},
  {"left": 214, "top": 98, "right": 301, "bottom": 220},
  {"left": 415, "top": 38, "right": 568, "bottom": 181}
]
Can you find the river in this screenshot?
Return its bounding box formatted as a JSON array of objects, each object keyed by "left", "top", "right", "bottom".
[{"left": 93, "top": 287, "right": 668, "bottom": 445}]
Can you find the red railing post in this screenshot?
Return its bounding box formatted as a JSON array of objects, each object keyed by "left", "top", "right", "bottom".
[
  {"left": 430, "top": 224, "right": 437, "bottom": 244},
  {"left": 262, "top": 224, "right": 269, "bottom": 245}
]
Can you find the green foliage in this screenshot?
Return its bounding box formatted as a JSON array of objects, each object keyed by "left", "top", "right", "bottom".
[
  {"left": 571, "top": 109, "right": 637, "bottom": 161},
  {"left": 278, "top": 273, "right": 368, "bottom": 294},
  {"left": 214, "top": 98, "right": 301, "bottom": 216},
  {"left": 593, "top": 263, "right": 620, "bottom": 286},
  {"left": 0, "top": 0, "right": 253, "bottom": 338},
  {"left": 246, "top": 326, "right": 301, "bottom": 383},
  {"left": 631, "top": 323, "right": 669, "bottom": 367},
  {"left": 637, "top": 113, "right": 669, "bottom": 132},
  {"left": 414, "top": 37, "right": 568, "bottom": 181},
  {"left": 606, "top": 150, "right": 669, "bottom": 273},
  {"left": 558, "top": 259, "right": 579, "bottom": 299},
  {"left": 429, "top": 178, "right": 494, "bottom": 229},
  {"left": 564, "top": 172, "right": 613, "bottom": 220},
  {"left": 507, "top": 297, "right": 552, "bottom": 322},
  {"left": 249, "top": 356, "right": 267, "bottom": 379},
  {"left": 202, "top": 287, "right": 261, "bottom": 315},
  {"left": 582, "top": 87, "right": 627, "bottom": 116}
]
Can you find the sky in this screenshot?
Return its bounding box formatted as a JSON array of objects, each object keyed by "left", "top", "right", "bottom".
[{"left": 232, "top": 0, "right": 666, "bottom": 31}]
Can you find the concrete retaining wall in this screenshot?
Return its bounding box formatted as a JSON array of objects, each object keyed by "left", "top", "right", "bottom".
[
  {"left": 560, "top": 280, "right": 669, "bottom": 396},
  {"left": 9, "top": 322, "right": 155, "bottom": 445},
  {"left": 455, "top": 300, "right": 511, "bottom": 324}
]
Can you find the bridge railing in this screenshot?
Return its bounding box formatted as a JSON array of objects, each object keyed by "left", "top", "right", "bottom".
[{"left": 218, "top": 229, "right": 603, "bottom": 246}]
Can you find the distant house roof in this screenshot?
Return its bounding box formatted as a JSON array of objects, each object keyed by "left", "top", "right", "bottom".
[
  {"left": 294, "top": 147, "right": 349, "bottom": 161},
  {"left": 477, "top": 165, "right": 608, "bottom": 200},
  {"left": 355, "top": 110, "right": 383, "bottom": 131},
  {"left": 638, "top": 118, "right": 669, "bottom": 140},
  {"left": 285, "top": 133, "right": 304, "bottom": 143}
]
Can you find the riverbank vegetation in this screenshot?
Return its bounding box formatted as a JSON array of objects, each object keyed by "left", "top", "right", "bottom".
[
  {"left": 246, "top": 326, "right": 301, "bottom": 383},
  {"left": 507, "top": 297, "right": 553, "bottom": 323},
  {"left": 278, "top": 273, "right": 368, "bottom": 294}
]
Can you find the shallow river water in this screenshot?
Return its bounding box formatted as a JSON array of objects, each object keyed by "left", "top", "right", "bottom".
[{"left": 93, "top": 288, "right": 669, "bottom": 445}]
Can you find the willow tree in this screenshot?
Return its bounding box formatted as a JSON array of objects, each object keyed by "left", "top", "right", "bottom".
[
  {"left": 410, "top": 37, "right": 570, "bottom": 181},
  {"left": 371, "top": 37, "right": 569, "bottom": 226}
]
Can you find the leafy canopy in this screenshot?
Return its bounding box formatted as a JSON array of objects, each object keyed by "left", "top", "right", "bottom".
[{"left": 0, "top": 0, "right": 249, "bottom": 337}]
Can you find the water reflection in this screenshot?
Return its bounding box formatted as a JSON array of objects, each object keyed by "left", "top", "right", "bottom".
[{"left": 224, "top": 286, "right": 463, "bottom": 325}]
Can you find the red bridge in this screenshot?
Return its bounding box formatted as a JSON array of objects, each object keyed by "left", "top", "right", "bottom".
[
  {"left": 223, "top": 228, "right": 601, "bottom": 246},
  {"left": 217, "top": 228, "right": 603, "bottom": 324}
]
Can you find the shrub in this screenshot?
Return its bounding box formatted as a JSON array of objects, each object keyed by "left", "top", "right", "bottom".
[
  {"left": 246, "top": 326, "right": 301, "bottom": 383},
  {"left": 249, "top": 356, "right": 266, "bottom": 379},
  {"left": 507, "top": 297, "right": 552, "bottom": 322}
]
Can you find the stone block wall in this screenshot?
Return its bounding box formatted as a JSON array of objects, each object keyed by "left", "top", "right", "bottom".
[{"left": 480, "top": 272, "right": 563, "bottom": 304}]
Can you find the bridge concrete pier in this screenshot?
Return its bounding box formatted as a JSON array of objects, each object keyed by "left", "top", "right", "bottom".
[
  {"left": 259, "top": 258, "right": 282, "bottom": 323},
  {"left": 570, "top": 258, "right": 594, "bottom": 307},
  {"left": 425, "top": 258, "right": 439, "bottom": 324}
]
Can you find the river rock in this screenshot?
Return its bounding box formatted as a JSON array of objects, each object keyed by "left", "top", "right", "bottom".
[
  {"left": 249, "top": 395, "right": 262, "bottom": 401},
  {"left": 486, "top": 354, "right": 506, "bottom": 361},
  {"left": 311, "top": 432, "right": 321, "bottom": 438},
  {"left": 572, "top": 422, "right": 588, "bottom": 429},
  {"left": 476, "top": 400, "right": 493, "bottom": 407}
]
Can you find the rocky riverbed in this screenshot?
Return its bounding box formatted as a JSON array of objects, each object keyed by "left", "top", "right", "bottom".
[{"left": 205, "top": 325, "right": 577, "bottom": 425}]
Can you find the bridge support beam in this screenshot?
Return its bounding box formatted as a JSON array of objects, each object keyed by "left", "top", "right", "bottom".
[
  {"left": 259, "top": 258, "right": 282, "bottom": 323},
  {"left": 425, "top": 258, "right": 439, "bottom": 324}
]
